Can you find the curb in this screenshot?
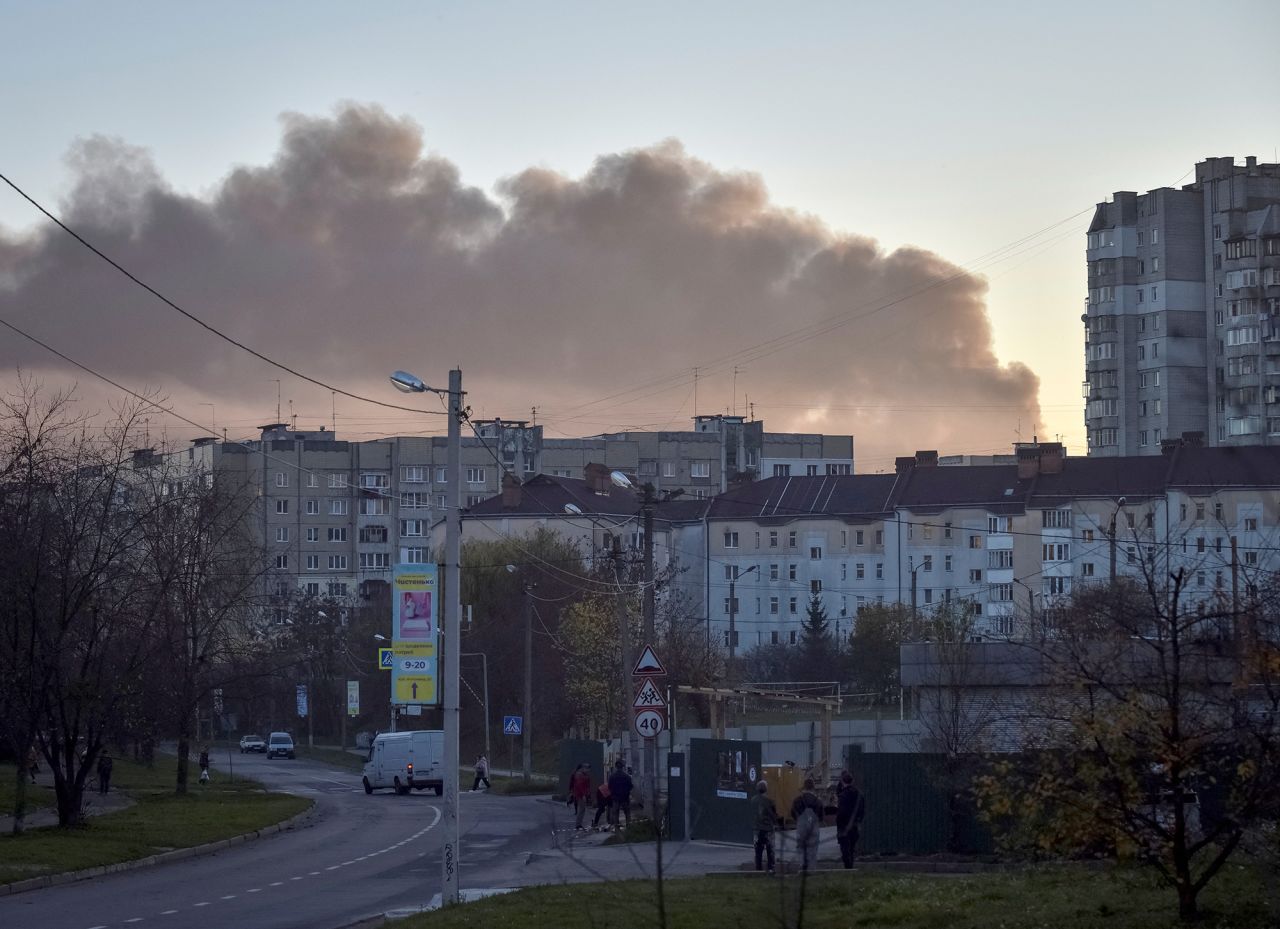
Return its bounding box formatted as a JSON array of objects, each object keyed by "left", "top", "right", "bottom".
[{"left": 0, "top": 803, "right": 319, "bottom": 897}]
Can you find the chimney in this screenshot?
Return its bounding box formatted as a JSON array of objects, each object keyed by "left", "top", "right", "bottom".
[
  {"left": 894, "top": 456, "right": 916, "bottom": 476},
  {"left": 914, "top": 450, "right": 938, "bottom": 468},
  {"left": 500, "top": 473, "right": 522, "bottom": 509},
  {"left": 1016, "top": 444, "right": 1040, "bottom": 480},
  {"left": 1039, "top": 442, "right": 1065, "bottom": 475},
  {"left": 584, "top": 462, "right": 611, "bottom": 495}
]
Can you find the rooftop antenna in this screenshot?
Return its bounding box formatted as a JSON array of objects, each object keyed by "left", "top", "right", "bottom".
[
  {"left": 732, "top": 365, "right": 739, "bottom": 416},
  {"left": 692, "top": 366, "right": 699, "bottom": 418},
  {"left": 271, "top": 379, "right": 281, "bottom": 422},
  {"left": 289, "top": 399, "right": 296, "bottom": 431},
  {"left": 748, "top": 399, "right": 755, "bottom": 422},
  {"left": 531, "top": 405, "right": 538, "bottom": 425},
  {"left": 222, "top": 427, "right": 228, "bottom": 443}
]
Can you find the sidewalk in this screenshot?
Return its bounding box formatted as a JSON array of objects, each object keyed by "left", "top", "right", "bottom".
[{"left": 0, "top": 770, "right": 134, "bottom": 832}]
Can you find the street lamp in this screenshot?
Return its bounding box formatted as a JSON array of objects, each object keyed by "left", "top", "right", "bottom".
[
  {"left": 726, "top": 564, "right": 759, "bottom": 681},
  {"left": 562, "top": 503, "right": 641, "bottom": 776},
  {"left": 389, "top": 367, "right": 463, "bottom": 908},
  {"left": 1107, "top": 496, "right": 1127, "bottom": 583}
]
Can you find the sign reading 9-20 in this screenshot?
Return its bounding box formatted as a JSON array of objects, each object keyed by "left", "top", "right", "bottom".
[{"left": 392, "top": 563, "right": 439, "bottom": 705}]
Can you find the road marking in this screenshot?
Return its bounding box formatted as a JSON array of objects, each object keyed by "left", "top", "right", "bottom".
[
  {"left": 221, "top": 894, "right": 237, "bottom": 900},
  {"left": 325, "top": 865, "right": 340, "bottom": 870},
  {"left": 270, "top": 881, "right": 283, "bottom": 886},
  {"left": 87, "top": 925, "right": 108, "bottom": 928},
  {"left": 290, "top": 876, "right": 304, "bottom": 881},
  {"left": 125, "top": 921, "right": 144, "bottom": 925},
  {"left": 309, "top": 871, "right": 321, "bottom": 875},
  {"left": 246, "top": 888, "right": 262, "bottom": 893},
  {"left": 160, "top": 910, "right": 178, "bottom": 916},
  {"left": 193, "top": 902, "right": 210, "bottom": 907}
]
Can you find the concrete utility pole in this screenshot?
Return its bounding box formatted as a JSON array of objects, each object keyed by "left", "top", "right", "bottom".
[
  {"left": 640, "top": 484, "right": 658, "bottom": 818},
  {"left": 522, "top": 582, "right": 534, "bottom": 783},
  {"left": 611, "top": 537, "right": 641, "bottom": 774},
  {"left": 442, "top": 367, "right": 462, "bottom": 905},
  {"left": 727, "top": 564, "right": 759, "bottom": 681}
]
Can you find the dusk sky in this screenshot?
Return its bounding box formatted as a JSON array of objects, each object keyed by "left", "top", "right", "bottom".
[{"left": 3, "top": 0, "right": 1278, "bottom": 469}]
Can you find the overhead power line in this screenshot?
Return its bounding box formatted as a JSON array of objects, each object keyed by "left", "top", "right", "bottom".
[{"left": 0, "top": 171, "right": 443, "bottom": 417}]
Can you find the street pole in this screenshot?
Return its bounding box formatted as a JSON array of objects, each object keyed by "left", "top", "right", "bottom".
[
  {"left": 611, "top": 538, "right": 640, "bottom": 771},
  {"left": 442, "top": 368, "right": 462, "bottom": 906},
  {"left": 522, "top": 584, "right": 533, "bottom": 783},
  {"left": 727, "top": 575, "right": 738, "bottom": 679},
  {"left": 641, "top": 486, "right": 657, "bottom": 818}
]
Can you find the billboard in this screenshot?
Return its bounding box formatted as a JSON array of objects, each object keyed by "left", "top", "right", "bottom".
[
  {"left": 347, "top": 680, "right": 360, "bottom": 717},
  {"left": 392, "top": 563, "right": 439, "bottom": 705}
]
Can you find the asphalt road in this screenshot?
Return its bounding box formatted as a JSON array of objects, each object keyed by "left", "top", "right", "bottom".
[{"left": 0, "top": 751, "right": 557, "bottom": 929}]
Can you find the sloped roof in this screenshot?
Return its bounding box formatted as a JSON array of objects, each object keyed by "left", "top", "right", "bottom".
[
  {"left": 463, "top": 473, "right": 710, "bottom": 524},
  {"left": 708, "top": 474, "right": 897, "bottom": 520}
]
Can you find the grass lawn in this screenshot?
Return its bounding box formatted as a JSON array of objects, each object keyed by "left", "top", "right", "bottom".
[
  {"left": 400, "top": 863, "right": 1277, "bottom": 929},
  {"left": 0, "top": 763, "right": 54, "bottom": 815},
  {"left": 0, "top": 756, "right": 311, "bottom": 886}
]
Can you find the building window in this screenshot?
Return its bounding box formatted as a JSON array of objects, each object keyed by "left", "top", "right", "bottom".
[
  {"left": 855, "top": 563, "right": 865, "bottom": 579},
  {"left": 875, "top": 563, "right": 883, "bottom": 579},
  {"left": 1081, "top": 562, "right": 1095, "bottom": 577},
  {"left": 330, "top": 499, "right": 348, "bottom": 516},
  {"left": 466, "top": 467, "right": 486, "bottom": 484},
  {"left": 328, "top": 582, "right": 348, "bottom": 597},
  {"left": 969, "top": 569, "right": 983, "bottom": 584},
  {"left": 810, "top": 580, "right": 822, "bottom": 594},
  {"left": 789, "top": 597, "right": 798, "bottom": 614},
  {"left": 769, "top": 597, "right": 779, "bottom": 614},
  {"left": 306, "top": 527, "right": 319, "bottom": 543},
  {"left": 788, "top": 564, "right": 797, "bottom": 581},
  {"left": 275, "top": 527, "right": 289, "bottom": 543},
  {"left": 328, "top": 473, "right": 348, "bottom": 488},
  {"left": 662, "top": 461, "right": 676, "bottom": 478},
  {"left": 1042, "top": 509, "right": 1072, "bottom": 528},
  {"left": 770, "top": 630, "right": 779, "bottom": 645},
  {"left": 328, "top": 528, "right": 348, "bottom": 542},
  {"left": 360, "top": 526, "right": 388, "bottom": 544},
  {"left": 841, "top": 563, "right": 847, "bottom": 580},
  {"left": 722, "top": 598, "right": 739, "bottom": 615},
  {"left": 788, "top": 531, "right": 797, "bottom": 547},
  {"left": 691, "top": 462, "right": 711, "bottom": 479},
  {"left": 969, "top": 534, "right": 983, "bottom": 549},
  {"left": 810, "top": 546, "right": 822, "bottom": 560},
  {"left": 401, "top": 519, "right": 425, "bottom": 537},
  {"left": 400, "top": 492, "right": 429, "bottom": 509},
  {"left": 275, "top": 499, "right": 289, "bottom": 514},
  {"left": 1244, "top": 517, "right": 1258, "bottom": 531},
  {"left": 467, "top": 494, "right": 486, "bottom": 507},
  {"left": 991, "top": 583, "right": 1013, "bottom": 602},
  {"left": 944, "top": 554, "right": 952, "bottom": 572},
  {"left": 328, "top": 555, "right": 348, "bottom": 570},
  {"left": 401, "top": 466, "right": 426, "bottom": 483},
  {"left": 769, "top": 531, "right": 778, "bottom": 548},
  {"left": 360, "top": 472, "right": 389, "bottom": 490},
  {"left": 305, "top": 499, "right": 319, "bottom": 515},
  {"left": 362, "top": 497, "right": 391, "bottom": 515},
  {"left": 723, "top": 531, "right": 739, "bottom": 549},
  {"left": 989, "top": 550, "right": 1013, "bottom": 569},
  {"left": 773, "top": 464, "right": 790, "bottom": 477},
  {"left": 276, "top": 472, "right": 289, "bottom": 488},
  {"left": 306, "top": 473, "right": 319, "bottom": 488},
  {"left": 855, "top": 530, "right": 864, "bottom": 546},
  {"left": 769, "top": 564, "right": 779, "bottom": 580},
  {"left": 806, "top": 464, "right": 819, "bottom": 476},
  {"left": 305, "top": 582, "right": 320, "bottom": 596},
  {"left": 275, "top": 554, "right": 289, "bottom": 569},
  {"left": 403, "top": 547, "right": 428, "bottom": 563},
  {"left": 306, "top": 555, "right": 319, "bottom": 571}
]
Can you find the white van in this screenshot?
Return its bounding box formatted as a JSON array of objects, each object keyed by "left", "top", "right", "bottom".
[{"left": 362, "top": 730, "right": 444, "bottom": 795}]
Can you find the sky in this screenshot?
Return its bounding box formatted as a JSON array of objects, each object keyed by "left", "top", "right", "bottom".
[{"left": 2, "top": 0, "right": 1278, "bottom": 470}]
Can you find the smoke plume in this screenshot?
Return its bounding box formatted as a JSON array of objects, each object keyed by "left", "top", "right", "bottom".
[{"left": 0, "top": 103, "right": 1040, "bottom": 468}]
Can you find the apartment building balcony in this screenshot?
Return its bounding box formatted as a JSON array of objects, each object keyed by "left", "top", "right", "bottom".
[{"left": 987, "top": 533, "right": 1013, "bottom": 551}]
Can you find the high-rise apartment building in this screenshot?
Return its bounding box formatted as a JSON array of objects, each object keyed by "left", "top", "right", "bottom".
[{"left": 1084, "top": 156, "right": 1280, "bottom": 456}]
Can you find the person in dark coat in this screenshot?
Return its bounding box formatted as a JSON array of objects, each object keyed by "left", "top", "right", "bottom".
[
  {"left": 97, "top": 751, "right": 114, "bottom": 794},
  {"left": 835, "top": 771, "right": 866, "bottom": 868},
  {"left": 591, "top": 780, "right": 612, "bottom": 830},
  {"left": 198, "top": 747, "right": 211, "bottom": 785},
  {"left": 790, "top": 778, "right": 824, "bottom": 871},
  {"left": 749, "top": 780, "right": 779, "bottom": 873},
  {"left": 606, "top": 760, "right": 634, "bottom": 831}
]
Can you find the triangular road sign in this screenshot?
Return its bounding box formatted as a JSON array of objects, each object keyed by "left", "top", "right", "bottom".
[
  {"left": 633, "top": 678, "right": 667, "bottom": 709},
  {"left": 632, "top": 644, "right": 666, "bottom": 676}
]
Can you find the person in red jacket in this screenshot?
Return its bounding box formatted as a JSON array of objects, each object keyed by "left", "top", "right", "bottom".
[{"left": 569, "top": 763, "right": 594, "bottom": 831}]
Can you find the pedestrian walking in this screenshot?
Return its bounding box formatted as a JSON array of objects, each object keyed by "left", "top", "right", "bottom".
[
  {"left": 472, "top": 754, "right": 491, "bottom": 791},
  {"left": 835, "top": 771, "right": 866, "bottom": 869},
  {"left": 606, "top": 760, "right": 633, "bottom": 831},
  {"left": 591, "top": 780, "right": 612, "bottom": 830},
  {"left": 26, "top": 746, "right": 39, "bottom": 784},
  {"left": 750, "top": 780, "right": 779, "bottom": 873},
  {"left": 790, "top": 778, "right": 824, "bottom": 871},
  {"left": 569, "top": 763, "right": 593, "bottom": 830},
  {"left": 198, "top": 747, "right": 211, "bottom": 785},
  {"left": 97, "top": 750, "right": 114, "bottom": 794}
]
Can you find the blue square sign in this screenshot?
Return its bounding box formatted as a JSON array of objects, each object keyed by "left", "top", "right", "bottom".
[{"left": 503, "top": 715, "right": 522, "bottom": 736}]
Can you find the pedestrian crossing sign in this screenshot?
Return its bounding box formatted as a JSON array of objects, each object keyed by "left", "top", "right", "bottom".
[
  {"left": 503, "top": 715, "right": 522, "bottom": 736},
  {"left": 378, "top": 647, "right": 394, "bottom": 670}
]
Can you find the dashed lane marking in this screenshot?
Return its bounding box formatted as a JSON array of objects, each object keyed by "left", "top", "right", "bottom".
[
  {"left": 125, "top": 919, "right": 144, "bottom": 924},
  {"left": 220, "top": 895, "right": 236, "bottom": 900},
  {"left": 160, "top": 911, "right": 178, "bottom": 916},
  {"left": 270, "top": 881, "right": 284, "bottom": 886},
  {"left": 193, "top": 902, "right": 210, "bottom": 908}
]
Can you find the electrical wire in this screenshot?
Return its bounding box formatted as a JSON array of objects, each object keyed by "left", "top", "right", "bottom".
[{"left": 0, "top": 171, "right": 444, "bottom": 417}]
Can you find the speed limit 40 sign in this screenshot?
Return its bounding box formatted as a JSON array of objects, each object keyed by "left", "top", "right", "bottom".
[{"left": 633, "top": 708, "right": 666, "bottom": 740}]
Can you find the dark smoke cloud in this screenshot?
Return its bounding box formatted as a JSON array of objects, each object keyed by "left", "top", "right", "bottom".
[{"left": 0, "top": 103, "right": 1040, "bottom": 466}]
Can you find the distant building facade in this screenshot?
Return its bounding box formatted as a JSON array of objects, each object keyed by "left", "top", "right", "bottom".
[{"left": 1085, "top": 156, "right": 1280, "bottom": 456}]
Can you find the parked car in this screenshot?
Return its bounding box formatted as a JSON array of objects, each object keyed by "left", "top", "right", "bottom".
[
  {"left": 239, "top": 734, "right": 266, "bottom": 754},
  {"left": 267, "top": 732, "right": 296, "bottom": 760}
]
